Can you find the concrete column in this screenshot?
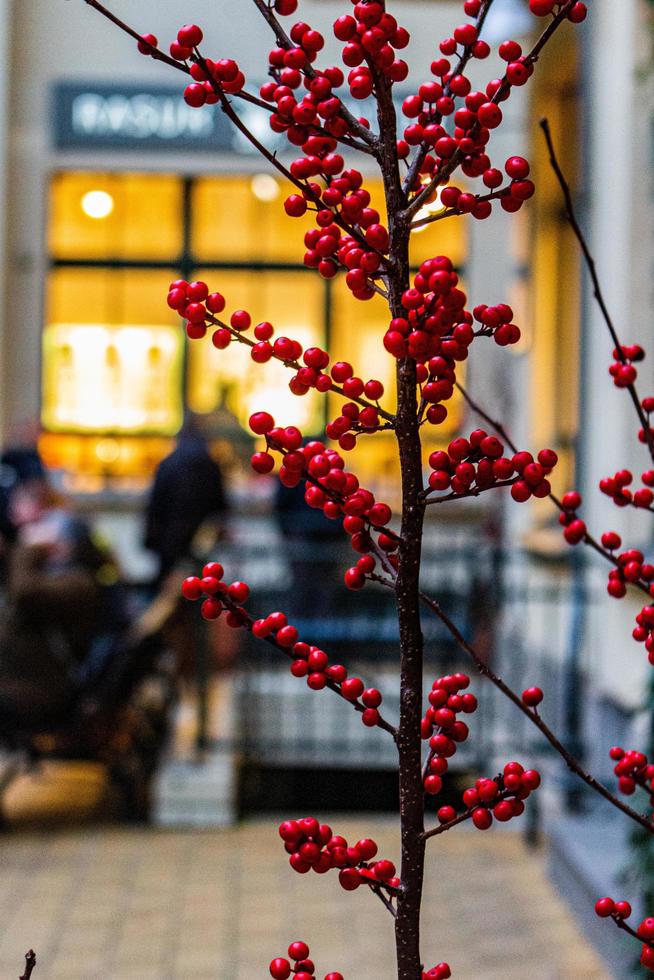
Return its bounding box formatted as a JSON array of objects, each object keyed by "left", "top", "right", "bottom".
[{"left": 0, "top": 0, "right": 13, "bottom": 440}]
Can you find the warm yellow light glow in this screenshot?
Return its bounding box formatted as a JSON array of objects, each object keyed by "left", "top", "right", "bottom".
[
  {"left": 81, "top": 189, "right": 114, "bottom": 220},
  {"left": 413, "top": 187, "right": 447, "bottom": 233},
  {"left": 42, "top": 323, "right": 183, "bottom": 434},
  {"left": 95, "top": 438, "right": 121, "bottom": 463},
  {"left": 250, "top": 173, "right": 280, "bottom": 202}
]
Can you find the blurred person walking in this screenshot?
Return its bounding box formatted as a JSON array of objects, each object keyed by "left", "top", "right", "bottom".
[{"left": 144, "top": 413, "right": 228, "bottom": 587}]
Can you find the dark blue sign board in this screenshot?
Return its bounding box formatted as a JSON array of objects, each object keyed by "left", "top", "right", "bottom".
[
  {"left": 52, "top": 81, "right": 243, "bottom": 153},
  {"left": 52, "top": 80, "right": 408, "bottom": 155}
]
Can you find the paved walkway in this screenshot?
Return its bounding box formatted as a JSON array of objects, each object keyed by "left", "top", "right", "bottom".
[{"left": 0, "top": 810, "right": 610, "bottom": 979}]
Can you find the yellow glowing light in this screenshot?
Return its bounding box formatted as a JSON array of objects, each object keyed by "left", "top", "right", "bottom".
[
  {"left": 95, "top": 438, "right": 121, "bottom": 463},
  {"left": 81, "top": 190, "right": 114, "bottom": 220},
  {"left": 250, "top": 173, "right": 280, "bottom": 202},
  {"left": 413, "top": 186, "right": 448, "bottom": 233},
  {"left": 42, "top": 323, "right": 183, "bottom": 434}
]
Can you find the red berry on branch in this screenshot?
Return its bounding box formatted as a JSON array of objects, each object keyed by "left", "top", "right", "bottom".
[
  {"left": 288, "top": 941, "right": 310, "bottom": 962},
  {"left": 472, "top": 807, "right": 492, "bottom": 830},
  {"left": 594, "top": 897, "right": 615, "bottom": 918},
  {"left": 137, "top": 33, "right": 158, "bottom": 55},
  {"left": 269, "top": 958, "right": 291, "bottom": 980}
]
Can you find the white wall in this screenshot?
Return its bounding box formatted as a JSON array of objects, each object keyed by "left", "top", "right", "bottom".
[{"left": 582, "top": 0, "right": 654, "bottom": 708}]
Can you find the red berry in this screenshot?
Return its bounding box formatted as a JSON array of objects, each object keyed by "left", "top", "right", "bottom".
[
  {"left": 137, "top": 33, "right": 158, "bottom": 55},
  {"left": 594, "top": 897, "right": 615, "bottom": 918},
  {"left": 269, "top": 958, "right": 291, "bottom": 980},
  {"left": 178, "top": 24, "right": 203, "bottom": 47},
  {"left": 472, "top": 807, "right": 492, "bottom": 830},
  {"left": 288, "top": 941, "right": 309, "bottom": 961},
  {"left": 522, "top": 687, "right": 543, "bottom": 707},
  {"left": 249, "top": 411, "right": 275, "bottom": 435}
]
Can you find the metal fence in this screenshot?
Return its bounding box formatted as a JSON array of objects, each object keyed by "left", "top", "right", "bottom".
[{"left": 212, "top": 529, "right": 590, "bottom": 803}]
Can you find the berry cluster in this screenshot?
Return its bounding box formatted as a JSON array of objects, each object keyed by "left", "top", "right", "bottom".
[
  {"left": 279, "top": 818, "right": 399, "bottom": 893},
  {"left": 610, "top": 746, "right": 654, "bottom": 801},
  {"left": 300, "top": 179, "right": 386, "bottom": 296},
  {"left": 269, "top": 941, "right": 343, "bottom": 980},
  {"left": 599, "top": 468, "right": 654, "bottom": 510},
  {"left": 334, "top": 4, "right": 410, "bottom": 87},
  {"left": 153, "top": 24, "right": 246, "bottom": 105},
  {"left": 421, "top": 673, "right": 476, "bottom": 797},
  {"left": 558, "top": 491, "right": 588, "bottom": 545},
  {"left": 451, "top": 763, "right": 541, "bottom": 831},
  {"left": 168, "top": 279, "right": 391, "bottom": 433},
  {"left": 608, "top": 344, "right": 644, "bottom": 389},
  {"left": 595, "top": 900, "right": 654, "bottom": 973},
  {"left": 383, "top": 264, "right": 521, "bottom": 368},
  {"left": 433, "top": 157, "right": 534, "bottom": 221},
  {"left": 181, "top": 562, "right": 387, "bottom": 727},
  {"left": 249, "top": 413, "right": 399, "bottom": 589},
  {"left": 180, "top": 561, "right": 249, "bottom": 624},
  {"left": 427, "top": 430, "right": 557, "bottom": 501},
  {"left": 631, "top": 600, "right": 654, "bottom": 664},
  {"left": 593, "top": 527, "right": 654, "bottom": 606}
]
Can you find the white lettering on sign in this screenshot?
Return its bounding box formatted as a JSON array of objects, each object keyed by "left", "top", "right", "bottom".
[{"left": 71, "top": 92, "right": 217, "bottom": 141}]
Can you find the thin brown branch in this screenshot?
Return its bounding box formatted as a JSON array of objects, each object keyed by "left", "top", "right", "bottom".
[
  {"left": 417, "top": 588, "right": 654, "bottom": 835},
  {"left": 201, "top": 308, "right": 395, "bottom": 423},
  {"left": 423, "top": 786, "right": 515, "bottom": 841},
  {"left": 458, "top": 381, "right": 653, "bottom": 599},
  {"left": 217, "top": 590, "right": 398, "bottom": 741},
  {"left": 410, "top": 188, "right": 510, "bottom": 230},
  {"left": 19, "top": 951, "right": 36, "bottom": 980},
  {"left": 613, "top": 916, "right": 654, "bottom": 948},
  {"left": 540, "top": 117, "right": 654, "bottom": 464},
  {"left": 423, "top": 478, "right": 518, "bottom": 505},
  {"left": 81, "top": 0, "right": 190, "bottom": 71},
  {"left": 456, "top": 382, "right": 519, "bottom": 454},
  {"left": 370, "top": 883, "right": 398, "bottom": 918}
]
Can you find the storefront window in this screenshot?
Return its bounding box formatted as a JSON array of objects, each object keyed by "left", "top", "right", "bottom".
[{"left": 43, "top": 170, "right": 468, "bottom": 494}]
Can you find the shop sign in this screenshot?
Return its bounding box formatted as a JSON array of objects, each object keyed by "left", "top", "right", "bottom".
[
  {"left": 53, "top": 81, "right": 244, "bottom": 152},
  {"left": 53, "top": 81, "right": 409, "bottom": 154}
]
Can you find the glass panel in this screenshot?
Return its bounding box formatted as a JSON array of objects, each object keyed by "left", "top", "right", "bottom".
[
  {"left": 187, "top": 269, "right": 324, "bottom": 432},
  {"left": 43, "top": 268, "right": 183, "bottom": 435},
  {"left": 48, "top": 172, "right": 183, "bottom": 260},
  {"left": 192, "top": 175, "right": 315, "bottom": 264},
  {"left": 46, "top": 267, "right": 179, "bottom": 326}
]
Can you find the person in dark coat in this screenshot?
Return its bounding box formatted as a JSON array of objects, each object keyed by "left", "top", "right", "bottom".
[
  {"left": 144, "top": 414, "right": 228, "bottom": 585},
  {"left": 0, "top": 485, "right": 127, "bottom": 731}
]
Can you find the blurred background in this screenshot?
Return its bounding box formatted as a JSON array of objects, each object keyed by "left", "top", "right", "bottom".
[{"left": 0, "top": 0, "right": 652, "bottom": 977}]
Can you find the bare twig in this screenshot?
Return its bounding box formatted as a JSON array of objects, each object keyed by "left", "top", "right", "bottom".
[
  {"left": 371, "top": 883, "right": 398, "bottom": 918},
  {"left": 540, "top": 117, "right": 654, "bottom": 463},
  {"left": 457, "top": 381, "right": 653, "bottom": 599},
  {"left": 19, "top": 951, "right": 36, "bottom": 980}
]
